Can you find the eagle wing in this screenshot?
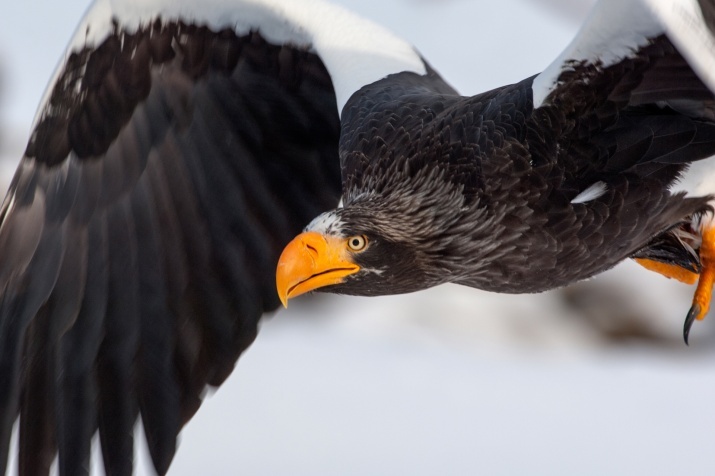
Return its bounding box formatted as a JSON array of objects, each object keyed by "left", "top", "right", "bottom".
[
  {"left": 527, "top": 0, "right": 715, "bottom": 275},
  {"left": 530, "top": 0, "right": 715, "bottom": 175},
  {"left": 0, "top": 11, "right": 342, "bottom": 476}
]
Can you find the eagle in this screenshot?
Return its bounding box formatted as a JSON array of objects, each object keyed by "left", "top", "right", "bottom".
[{"left": 1, "top": 0, "right": 715, "bottom": 474}]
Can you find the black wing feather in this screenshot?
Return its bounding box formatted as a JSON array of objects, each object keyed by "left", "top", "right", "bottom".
[
  {"left": 56, "top": 216, "right": 107, "bottom": 475},
  {"left": 98, "top": 199, "right": 140, "bottom": 476},
  {"left": 132, "top": 177, "right": 180, "bottom": 475},
  {"left": 18, "top": 303, "right": 56, "bottom": 476}
]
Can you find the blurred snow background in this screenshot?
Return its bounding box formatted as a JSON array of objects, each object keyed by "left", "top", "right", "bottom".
[{"left": 2, "top": 0, "right": 715, "bottom": 475}]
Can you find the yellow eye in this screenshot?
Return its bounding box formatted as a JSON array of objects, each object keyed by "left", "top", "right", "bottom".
[{"left": 347, "top": 235, "right": 368, "bottom": 252}]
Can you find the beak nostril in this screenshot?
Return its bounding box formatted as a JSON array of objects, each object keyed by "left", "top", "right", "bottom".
[{"left": 306, "top": 243, "right": 319, "bottom": 261}]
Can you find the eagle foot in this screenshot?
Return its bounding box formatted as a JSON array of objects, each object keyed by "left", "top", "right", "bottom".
[
  {"left": 683, "top": 225, "right": 715, "bottom": 345},
  {"left": 633, "top": 258, "right": 698, "bottom": 285}
]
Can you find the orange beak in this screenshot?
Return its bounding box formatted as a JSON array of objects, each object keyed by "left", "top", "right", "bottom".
[{"left": 276, "top": 231, "right": 360, "bottom": 307}]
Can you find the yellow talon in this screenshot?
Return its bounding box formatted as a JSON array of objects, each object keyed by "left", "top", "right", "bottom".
[{"left": 683, "top": 225, "right": 715, "bottom": 343}]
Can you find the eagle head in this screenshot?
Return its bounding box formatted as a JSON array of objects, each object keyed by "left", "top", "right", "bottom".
[{"left": 275, "top": 206, "right": 439, "bottom": 306}]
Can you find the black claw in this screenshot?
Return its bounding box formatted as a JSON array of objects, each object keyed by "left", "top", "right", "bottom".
[{"left": 684, "top": 304, "right": 700, "bottom": 345}]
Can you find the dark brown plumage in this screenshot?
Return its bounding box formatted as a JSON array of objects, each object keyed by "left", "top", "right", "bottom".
[{"left": 312, "top": 35, "right": 715, "bottom": 296}]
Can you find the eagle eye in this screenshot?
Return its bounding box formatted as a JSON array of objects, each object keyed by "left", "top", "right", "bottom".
[{"left": 347, "top": 235, "right": 368, "bottom": 252}]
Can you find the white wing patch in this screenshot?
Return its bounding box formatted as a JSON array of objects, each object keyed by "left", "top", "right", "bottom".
[
  {"left": 57, "top": 0, "right": 425, "bottom": 118},
  {"left": 532, "top": 0, "right": 664, "bottom": 108},
  {"left": 571, "top": 181, "right": 608, "bottom": 204},
  {"left": 644, "top": 0, "right": 715, "bottom": 95}
]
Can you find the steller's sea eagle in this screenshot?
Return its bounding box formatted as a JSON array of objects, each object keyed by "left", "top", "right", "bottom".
[{"left": 2, "top": 0, "right": 715, "bottom": 474}]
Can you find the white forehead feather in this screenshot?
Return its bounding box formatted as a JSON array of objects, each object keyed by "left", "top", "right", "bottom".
[{"left": 305, "top": 210, "right": 345, "bottom": 235}]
